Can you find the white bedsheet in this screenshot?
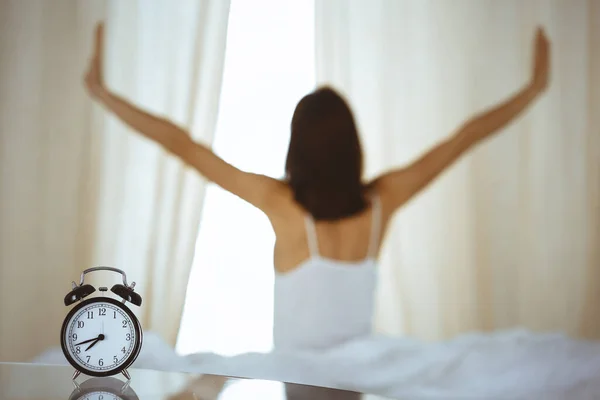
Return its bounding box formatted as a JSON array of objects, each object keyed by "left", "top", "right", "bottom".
[{"left": 32, "top": 329, "right": 600, "bottom": 399}]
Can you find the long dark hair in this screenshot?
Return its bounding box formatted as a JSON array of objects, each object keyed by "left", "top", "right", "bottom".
[{"left": 285, "top": 86, "right": 367, "bottom": 221}]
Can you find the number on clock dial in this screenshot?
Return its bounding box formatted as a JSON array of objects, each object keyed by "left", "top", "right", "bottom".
[{"left": 66, "top": 302, "right": 136, "bottom": 371}]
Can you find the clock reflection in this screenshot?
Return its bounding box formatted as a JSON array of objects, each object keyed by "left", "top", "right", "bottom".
[{"left": 68, "top": 377, "right": 139, "bottom": 400}]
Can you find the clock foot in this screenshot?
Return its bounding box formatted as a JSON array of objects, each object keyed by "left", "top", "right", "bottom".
[
  {"left": 122, "top": 369, "right": 131, "bottom": 380},
  {"left": 72, "top": 370, "right": 81, "bottom": 380}
]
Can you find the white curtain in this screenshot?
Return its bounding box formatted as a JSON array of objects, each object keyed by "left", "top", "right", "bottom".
[
  {"left": 315, "top": 0, "right": 600, "bottom": 340},
  {"left": 0, "top": 0, "right": 230, "bottom": 362}
]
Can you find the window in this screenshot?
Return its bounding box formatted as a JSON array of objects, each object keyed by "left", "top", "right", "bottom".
[{"left": 176, "top": 0, "right": 315, "bottom": 356}]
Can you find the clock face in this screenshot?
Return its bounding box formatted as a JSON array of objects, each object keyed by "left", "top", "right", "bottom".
[{"left": 61, "top": 297, "right": 142, "bottom": 376}]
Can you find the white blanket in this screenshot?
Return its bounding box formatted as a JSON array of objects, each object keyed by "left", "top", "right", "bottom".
[{"left": 32, "top": 329, "right": 600, "bottom": 399}]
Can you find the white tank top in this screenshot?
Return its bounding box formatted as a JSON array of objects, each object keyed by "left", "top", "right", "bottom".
[{"left": 273, "top": 195, "right": 381, "bottom": 352}]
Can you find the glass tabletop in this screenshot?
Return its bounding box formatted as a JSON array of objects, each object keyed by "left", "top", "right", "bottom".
[{"left": 0, "top": 362, "right": 382, "bottom": 400}]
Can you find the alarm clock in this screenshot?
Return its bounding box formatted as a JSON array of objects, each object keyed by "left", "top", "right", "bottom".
[
  {"left": 69, "top": 377, "right": 139, "bottom": 400},
  {"left": 61, "top": 266, "right": 143, "bottom": 380}
]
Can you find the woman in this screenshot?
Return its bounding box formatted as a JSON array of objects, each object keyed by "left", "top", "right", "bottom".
[{"left": 84, "top": 23, "right": 551, "bottom": 396}]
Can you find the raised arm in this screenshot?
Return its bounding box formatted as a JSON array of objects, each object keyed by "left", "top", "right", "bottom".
[
  {"left": 84, "top": 24, "right": 285, "bottom": 213},
  {"left": 372, "top": 27, "right": 551, "bottom": 212}
]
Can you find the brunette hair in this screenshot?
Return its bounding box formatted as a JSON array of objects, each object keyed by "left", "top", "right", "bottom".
[{"left": 285, "top": 86, "right": 367, "bottom": 220}]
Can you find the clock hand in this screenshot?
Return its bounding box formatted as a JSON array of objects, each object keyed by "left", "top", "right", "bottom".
[
  {"left": 73, "top": 336, "right": 101, "bottom": 346},
  {"left": 85, "top": 339, "right": 99, "bottom": 351},
  {"left": 85, "top": 334, "right": 105, "bottom": 351}
]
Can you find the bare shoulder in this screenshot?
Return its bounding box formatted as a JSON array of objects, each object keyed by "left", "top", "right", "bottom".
[
  {"left": 366, "top": 177, "right": 405, "bottom": 221},
  {"left": 260, "top": 179, "right": 303, "bottom": 221}
]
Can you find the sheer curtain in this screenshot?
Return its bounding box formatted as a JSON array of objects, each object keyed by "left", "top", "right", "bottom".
[
  {"left": 0, "top": 0, "right": 105, "bottom": 362},
  {"left": 315, "top": 0, "right": 600, "bottom": 340},
  {"left": 92, "top": 0, "right": 230, "bottom": 348},
  {"left": 176, "top": 0, "right": 316, "bottom": 356},
  {"left": 0, "top": 0, "right": 230, "bottom": 361}
]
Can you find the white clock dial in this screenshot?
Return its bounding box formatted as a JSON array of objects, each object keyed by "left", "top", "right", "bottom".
[{"left": 63, "top": 298, "right": 140, "bottom": 374}]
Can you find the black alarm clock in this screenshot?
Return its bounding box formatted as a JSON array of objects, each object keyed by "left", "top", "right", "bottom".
[
  {"left": 68, "top": 377, "right": 140, "bottom": 400},
  {"left": 61, "top": 266, "right": 143, "bottom": 380}
]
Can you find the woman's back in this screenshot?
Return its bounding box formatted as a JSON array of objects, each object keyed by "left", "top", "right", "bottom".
[{"left": 272, "top": 193, "right": 382, "bottom": 351}]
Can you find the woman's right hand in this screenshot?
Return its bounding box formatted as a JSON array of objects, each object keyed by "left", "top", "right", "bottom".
[
  {"left": 84, "top": 23, "right": 105, "bottom": 97},
  {"left": 530, "top": 27, "right": 550, "bottom": 94}
]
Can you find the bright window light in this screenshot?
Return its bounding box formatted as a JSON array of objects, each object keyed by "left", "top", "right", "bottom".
[{"left": 176, "top": 0, "right": 315, "bottom": 356}]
